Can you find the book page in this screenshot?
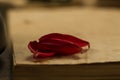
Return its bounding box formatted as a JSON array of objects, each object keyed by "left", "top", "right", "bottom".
[{"left": 8, "top": 8, "right": 120, "bottom": 65}]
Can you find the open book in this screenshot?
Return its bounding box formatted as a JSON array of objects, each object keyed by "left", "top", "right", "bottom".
[{"left": 8, "top": 7, "right": 120, "bottom": 80}]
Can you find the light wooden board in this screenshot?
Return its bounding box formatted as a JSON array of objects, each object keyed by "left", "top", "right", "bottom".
[{"left": 8, "top": 7, "right": 120, "bottom": 65}]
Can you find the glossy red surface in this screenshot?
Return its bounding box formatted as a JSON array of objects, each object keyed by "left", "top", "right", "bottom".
[{"left": 28, "top": 33, "right": 90, "bottom": 59}]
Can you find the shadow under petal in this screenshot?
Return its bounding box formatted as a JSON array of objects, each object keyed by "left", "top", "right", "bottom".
[
  {"left": 26, "top": 55, "right": 54, "bottom": 63},
  {"left": 26, "top": 53, "right": 83, "bottom": 64}
]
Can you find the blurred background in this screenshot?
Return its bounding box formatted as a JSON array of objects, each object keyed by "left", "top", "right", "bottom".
[
  {"left": 8, "top": 0, "right": 120, "bottom": 7},
  {"left": 0, "top": 0, "right": 119, "bottom": 20},
  {"left": 0, "top": 0, "right": 120, "bottom": 80},
  {"left": 0, "top": 0, "right": 120, "bottom": 24}
]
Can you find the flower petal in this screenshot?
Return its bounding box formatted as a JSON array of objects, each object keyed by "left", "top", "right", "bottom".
[{"left": 28, "top": 33, "right": 90, "bottom": 59}]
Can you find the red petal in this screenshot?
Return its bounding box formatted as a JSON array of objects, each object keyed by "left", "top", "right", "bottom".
[
  {"left": 39, "top": 33, "right": 90, "bottom": 48},
  {"left": 28, "top": 41, "right": 39, "bottom": 54},
  {"left": 33, "top": 52, "right": 55, "bottom": 58},
  {"left": 38, "top": 39, "right": 82, "bottom": 55},
  {"left": 28, "top": 33, "right": 90, "bottom": 59},
  {"left": 28, "top": 41, "right": 55, "bottom": 58}
]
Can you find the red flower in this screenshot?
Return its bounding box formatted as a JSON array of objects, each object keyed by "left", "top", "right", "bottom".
[{"left": 28, "top": 33, "right": 90, "bottom": 59}]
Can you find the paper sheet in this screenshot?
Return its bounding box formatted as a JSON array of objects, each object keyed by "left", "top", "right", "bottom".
[{"left": 8, "top": 7, "right": 120, "bottom": 65}]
